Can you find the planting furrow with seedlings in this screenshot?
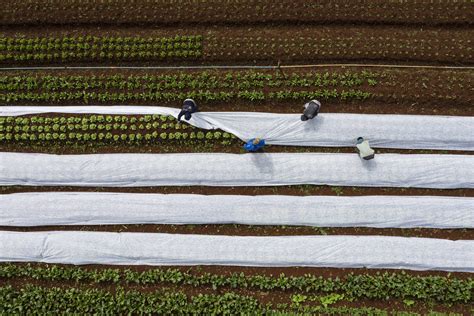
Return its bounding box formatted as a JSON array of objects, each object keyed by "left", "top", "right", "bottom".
[
  {"left": 2, "top": 284, "right": 468, "bottom": 315},
  {"left": 0, "top": 70, "right": 375, "bottom": 104},
  {"left": 0, "top": 35, "right": 202, "bottom": 64},
  {"left": 0, "top": 264, "right": 472, "bottom": 307},
  {"left": 2, "top": 0, "right": 472, "bottom": 26}
]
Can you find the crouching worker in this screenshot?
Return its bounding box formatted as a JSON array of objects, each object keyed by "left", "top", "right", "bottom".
[
  {"left": 301, "top": 99, "right": 321, "bottom": 121},
  {"left": 356, "top": 137, "right": 375, "bottom": 160},
  {"left": 244, "top": 138, "right": 265, "bottom": 152},
  {"left": 177, "top": 98, "right": 198, "bottom": 121}
]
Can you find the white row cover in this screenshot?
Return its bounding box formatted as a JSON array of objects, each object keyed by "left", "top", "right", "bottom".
[
  {"left": 1, "top": 152, "right": 472, "bottom": 189},
  {"left": 1, "top": 152, "right": 473, "bottom": 189},
  {"left": 1, "top": 192, "right": 473, "bottom": 229},
  {"left": 1, "top": 231, "right": 472, "bottom": 272},
  {"left": 1, "top": 106, "right": 473, "bottom": 150}
]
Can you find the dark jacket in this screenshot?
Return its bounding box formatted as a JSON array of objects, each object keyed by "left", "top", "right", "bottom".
[
  {"left": 301, "top": 100, "right": 321, "bottom": 121},
  {"left": 178, "top": 99, "right": 198, "bottom": 121}
]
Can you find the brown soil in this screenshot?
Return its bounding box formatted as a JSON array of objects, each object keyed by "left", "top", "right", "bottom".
[
  {"left": 1, "top": 1, "right": 472, "bottom": 26},
  {"left": 1, "top": 142, "right": 473, "bottom": 156},
  {"left": 1, "top": 25, "right": 473, "bottom": 66},
  {"left": 2, "top": 224, "right": 472, "bottom": 240},
  {"left": 2, "top": 185, "right": 473, "bottom": 198}
]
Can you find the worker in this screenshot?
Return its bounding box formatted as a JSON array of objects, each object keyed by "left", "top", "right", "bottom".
[
  {"left": 244, "top": 138, "right": 265, "bottom": 152},
  {"left": 177, "top": 98, "right": 198, "bottom": 121},
  {"left": 301, "top": 99, "right": 321, "bottom": 121},
  {"left": 356, "top": 137, "right": 375, "bottom": 160}
]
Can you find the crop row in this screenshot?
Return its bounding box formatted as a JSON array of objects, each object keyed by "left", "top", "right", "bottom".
[
  {"left": 0, "top": 264, "right": 471, "bottom": 304},
  {"left": 1, "top": 284, "right": 450, "bottom": 316},
  {"left": 0, "top": 115, "right": 236, "bottom": 145},
  {"left": 1, "top": 0, "right": 471, "bottom": 25},
  {"left": 0, "top": 71, "right": 375, "bottom": 104},
  {"left": 0, "top": 71, "right": 378, "bottom": 90},
  {"left": 0, "top": 89, "right": 372, "bottom": 104},
  {"left": 205, "top": 34, "right": 472, "bottom": 63},
  {"left": 0, "top": 35, "right": 202, "bottom": 62}
]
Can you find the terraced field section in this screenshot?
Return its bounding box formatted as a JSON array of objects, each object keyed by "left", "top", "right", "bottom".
[{"left": 1, "top": 1, "right": 473, "bottom": 315}]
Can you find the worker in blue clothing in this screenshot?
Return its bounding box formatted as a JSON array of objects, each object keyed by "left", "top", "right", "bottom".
[
  {"left": 244, "top": 138, "right": 265, "bottom": 152},
  {"left": 177, "top": 98, "right": 198, "bottom": 121}
]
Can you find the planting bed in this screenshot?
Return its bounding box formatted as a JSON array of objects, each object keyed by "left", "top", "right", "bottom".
[
  {"left": 1, "top": 1, "right": 473, "bottom": 314},
  {"left": 1, "top": 67, "right": 472, "bottom": 115},
  {"left": 1, "top": 25, "right": 473, "bottom": 66},
  {"left": 2, "top": 0, "right": 473, "bottom": 26}
]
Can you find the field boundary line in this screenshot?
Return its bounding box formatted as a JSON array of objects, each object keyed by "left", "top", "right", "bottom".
[{"left": 1, "top": 64, "right": 474, "bottom": 71}]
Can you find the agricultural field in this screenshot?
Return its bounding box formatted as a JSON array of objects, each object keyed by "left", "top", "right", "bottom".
[{"left": 0, "top": 1, "right": 473, "bottom": 315}]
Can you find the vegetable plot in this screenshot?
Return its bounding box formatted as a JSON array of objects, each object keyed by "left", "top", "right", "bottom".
[
  {"left": 0, "top": 114, "right": 235, "bottom": 146},
  {"left": 0, "top": 35, "right": 202, "bottom": 63},
  {"left": 0, "top": 71, "right": 376, "bottom": 104}
]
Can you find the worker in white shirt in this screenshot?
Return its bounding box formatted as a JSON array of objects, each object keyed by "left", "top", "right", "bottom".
[{"left": 356, "top": 137, "right": 375, "bottom": 160}]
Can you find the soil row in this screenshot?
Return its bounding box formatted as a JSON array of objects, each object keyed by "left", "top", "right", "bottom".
[
  {"left": 1, "top": 25, "right": 473, "bottom": 66},
  {"left": 2, "top": 142, "right": 471, "bottom": 156},
  {"left": 1, "top": 67, "right": 472, "bottom": 115},
  {"left": 3, "top": 225, "right": 472, "bottom": 241},
  {"left": 2, "top": 185, "right": 473, "bottom": 198},
  {"left": 2, "top": 0, "right": 472, "bottom": 26}
]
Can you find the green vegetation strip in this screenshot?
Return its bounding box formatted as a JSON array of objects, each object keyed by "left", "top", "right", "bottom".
[
  {"left": 0, "top": 36, "right": 202, "bottom": 63},
  {"left": 0, "top": 264, "right": 471, "bottom": 304},
  {"left": 0, "top": 71, "right": 376, "bottom": 103},
  {"left": 0, "top": 114, "right": 237, "bottom": 146},
  {"left": 1, "top": 284, "right": 454, "bottom": 315}
]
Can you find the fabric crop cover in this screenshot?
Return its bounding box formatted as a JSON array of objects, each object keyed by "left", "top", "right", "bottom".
[{"left": 244, "top": 138, "right": 265, "bottom": 152}]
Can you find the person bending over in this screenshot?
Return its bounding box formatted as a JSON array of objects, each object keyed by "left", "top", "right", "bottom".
[
  {"left": 301, "top": 99, "right": 321, "bottom": 121},
  {"left": 244, "top": 138, "right": 265, "bottom": 152},
  {"left": 356, "top": 137, "right": 375, "bottom": 160},
  {"left": 177, "top": 98, "right": 198, "bottom": 121}
]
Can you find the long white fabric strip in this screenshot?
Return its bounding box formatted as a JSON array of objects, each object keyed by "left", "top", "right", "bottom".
[
  {"left": 1, "top": 192, "right": 473, "bottom": 228},
  {"left": 1, "top": 152, "right": 473, "bottom": 188},
  {"left": 1, "top": 106, "right": 473, "bottom": 150},
  {"left": 0, "top": 231, "right": 472, "bottom": 272}
]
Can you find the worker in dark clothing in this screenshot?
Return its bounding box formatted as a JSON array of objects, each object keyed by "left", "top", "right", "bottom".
[
  {"left": 301, "top": 100, "right": 321, "bottom": 121},
  {"left": 177, "top": 98, "right": 198, "bottom": 121},
  {"left": 244, "top": 138, "right": 265, "bottom": 152}
]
